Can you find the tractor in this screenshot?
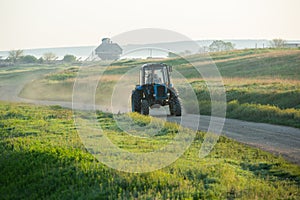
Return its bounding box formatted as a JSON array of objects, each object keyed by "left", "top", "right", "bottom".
[{"left": 131, "top": 63, "right": 181, "bottom": 116}]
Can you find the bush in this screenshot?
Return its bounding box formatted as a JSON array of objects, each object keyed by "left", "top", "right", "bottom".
[
  {"left": 20, "top": 55, "right": 38, "bottom": 63},
  {"left": 63, "top": 54, "right": 77, "bottom": 63},
  {"left": 43, "top": 52, "right": 57, "bottom": 62},
  {"left": 209, "top": 40, "right": 235, "bottom": 52},
  {"left": 38, "top": 57, "right": 44, "bottom": 63}
]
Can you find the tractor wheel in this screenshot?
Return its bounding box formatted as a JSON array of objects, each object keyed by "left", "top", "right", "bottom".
[
  {"left": 174, "top": 97, "right": 182, "bottom": 116},
  {"left": 141, "top": 99, "right": 149, "bottom": 115},
  {"left": 169, "top": 101, "right": 174, "bottom": 115},
  {"left": 131, "top": 90, "right": 141, "bottom": 113},
  {"left": 169, "top": 96, "right": 181, "bottom": 116}
]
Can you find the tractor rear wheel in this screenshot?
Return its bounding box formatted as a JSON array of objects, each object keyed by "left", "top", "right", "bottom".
[
  {"left": 169, "top": 96, "right": 181, "bottom": 116},
  {"left": 174, "top": 97, "right": 182, "bottom": 116},
  {"left": 141, "top": 99, "right": 149, "bottom": 115},
  {"left": 169, "top": 101, "right": 174, "bottom": 115}
]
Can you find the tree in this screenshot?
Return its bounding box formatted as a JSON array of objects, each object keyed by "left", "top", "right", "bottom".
[
  {"left": 63, "top": 54, "right": 76, "bottom": 63},
  {"left": 270, "top": 38, "right": 286, "bottom": 48},
  {"left": 20, "top": 55, "right": 38, "bottom": 63},
  {"left": 224, "top": 42, "right": 235, "bottom": 51},
  {"left": 43, "top": 52, "right": 57, "bottom": 62},
  {"left": 209, "top": 40, "right": 234, "bottom": 52},
  {"left": 8, "top": 49, "right": 24, "bottom": 63},
  {"left": 198, "top": 46, "right": 209, "bottom": 53},
  {"left": 38, "top": 57, "right": 44, "bottom": 64}
]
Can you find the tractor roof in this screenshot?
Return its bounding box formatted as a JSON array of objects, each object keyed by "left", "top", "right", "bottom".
[{"left": 141, "top": 63, "right": 168, "bottom": 69}]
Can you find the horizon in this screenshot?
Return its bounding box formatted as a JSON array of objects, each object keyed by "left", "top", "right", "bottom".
[
  {"left": 1, "top": 38, "right": 299, "bottom": 60},
  {"left": 1, "top": 38, "right": 300, "bottom": 52}
]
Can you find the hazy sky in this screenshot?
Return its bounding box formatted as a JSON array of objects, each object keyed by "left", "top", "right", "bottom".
[{"left": 0, "top": 0, "right": 299, "bottom": 50}]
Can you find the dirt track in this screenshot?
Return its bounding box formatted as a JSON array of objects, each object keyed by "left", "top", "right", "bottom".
[
  {"left": 167, "top": 114, "right": 300, "bottom": 165},
  {"left": 1, "top": 73, "right": 299, "bottom": 165}
]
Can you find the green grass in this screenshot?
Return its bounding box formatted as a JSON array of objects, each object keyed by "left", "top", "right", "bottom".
[
  {"left": 46, "top": 67, "right": 78, "bottom": 81},
  {"left": 0, "top": 102, "right": 299, "bottom": 199},
  {"left": 0, "top": 64, "right": 58, "bottom": 86},
  {"left": 170, "top": 49, "right": 300, "bottom": 80}
]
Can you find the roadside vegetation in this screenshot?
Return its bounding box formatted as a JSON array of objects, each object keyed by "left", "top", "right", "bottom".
[
  {"left": 191, "top": 78, "right": 300, "bottom": 128},
  {"left": 18, "top": 48, "right": 300, "bottom": 128},
  {"left": 0, "top": 102, "right": 299, "bottom": 199}
]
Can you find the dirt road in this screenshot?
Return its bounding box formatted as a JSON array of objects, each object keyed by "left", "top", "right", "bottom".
[
  {"left": 1, "top": 72, "right": 299, "bottom": 165},
  {"left": 167, "top": 114, "right": 300, "bottom": 165}
]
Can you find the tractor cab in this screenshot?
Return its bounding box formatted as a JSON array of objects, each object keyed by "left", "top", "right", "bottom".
[{"left": 140, "top": 64, "right": 172, "bottom": 86}]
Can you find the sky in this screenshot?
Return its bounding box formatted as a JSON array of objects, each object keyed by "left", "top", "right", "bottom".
[{"left": 0, "top": 0, "right": 299, "bottom": 50}]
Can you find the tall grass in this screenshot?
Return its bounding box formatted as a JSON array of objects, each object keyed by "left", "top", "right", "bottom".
[
  {"left": 227, "top": 100, "right": 300, "bottom": 127},
  {"left": 192, "top": 79, "right": 300, "bottom": 127}
]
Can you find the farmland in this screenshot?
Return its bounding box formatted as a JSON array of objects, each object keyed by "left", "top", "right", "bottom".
[
  {"left": 1, "top": 48, "right": 300, "bottom": 199},
  {"left": 18, "top": 49, "right": 300, "bottom": 127}
]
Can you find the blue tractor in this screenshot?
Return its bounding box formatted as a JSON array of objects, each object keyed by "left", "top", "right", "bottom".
[{"left": 131, "top": 63, "right": 181, "bottom": 116}]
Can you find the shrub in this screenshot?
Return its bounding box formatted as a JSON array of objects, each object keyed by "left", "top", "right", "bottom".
[
  {"left": 20, "top": 55, "right": 38, "bottom": 63},
  {"left": 63, "top": 54, "right": 77, "bottom": 63}
]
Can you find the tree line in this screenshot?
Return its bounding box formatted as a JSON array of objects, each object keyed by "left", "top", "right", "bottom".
[
  {"left": 1, "top": 50, "right": 77, "bottom": 65},
  {"left": 168, "top": 38, "right": 291, "bottom": 57}
]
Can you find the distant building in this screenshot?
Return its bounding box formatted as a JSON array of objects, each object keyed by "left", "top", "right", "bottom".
[
  {"left": 95, "top": 38, "right": 122, "bottom": 60},
  {"left": 284, "top": 43, "right": 300, "bottom": 48}
]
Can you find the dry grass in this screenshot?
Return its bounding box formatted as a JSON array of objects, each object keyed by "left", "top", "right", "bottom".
[{"left": 188, "top": 77, "right": 300, "bottom": 85}]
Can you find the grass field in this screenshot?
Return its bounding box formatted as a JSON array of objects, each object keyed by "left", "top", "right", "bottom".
[
  {"left": 169, "top": 49, "right": 300, "bottom": 80},
  {"left": 192, "top": 78, "right": 300, "bottom": 128},
  {"left": 18, "top": 48, "right": 300, "bottom": 127},
  {"left": 1, "top": 102, "right": 299, "bottom": 199}
]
